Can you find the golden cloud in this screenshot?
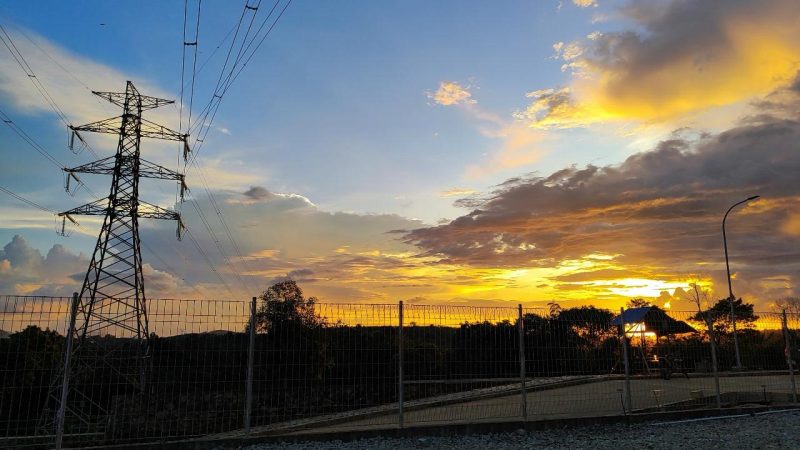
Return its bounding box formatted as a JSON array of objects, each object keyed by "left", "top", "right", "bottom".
[
  {"left": 524, "top": 0, "right": 800, "bottom": 128},
  {"left": 440, "top": 188, "right": 477, "bottom": 198},
  {"left": 427, "top": 81, "right": 475, "bottom": 106},
  {"left": 406, "top": 104, "right": 800, "bottom": 308}
]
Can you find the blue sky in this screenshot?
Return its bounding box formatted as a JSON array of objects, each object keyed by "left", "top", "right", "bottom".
[
  {"left": 2, "top": 0, "right": 799, "bottom": 309},
  {"left": 1, "top": 1, "right": 627, "bottom": 222}
]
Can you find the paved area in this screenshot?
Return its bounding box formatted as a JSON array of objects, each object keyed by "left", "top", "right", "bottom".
[
  {"left": 293, "top": 374, "right": 797, "bottom": 434},
  {"left": 243, "top": 409, "right": 800, "bottom": 450}
]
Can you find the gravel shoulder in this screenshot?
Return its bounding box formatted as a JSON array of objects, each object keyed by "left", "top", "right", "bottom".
[{"left": 242, "top": 410, "right": 800, "bottom": 450}]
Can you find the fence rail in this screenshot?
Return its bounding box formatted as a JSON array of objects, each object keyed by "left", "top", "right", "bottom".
[{"left": 1, "top": 294, "right": 798, "bottom": 448}]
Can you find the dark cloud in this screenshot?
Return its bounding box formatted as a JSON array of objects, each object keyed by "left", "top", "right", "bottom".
[
  {"left": 267, "top": 268, "right": 317, "bottom": 286},
  {"left": 288, "top": 268, "right": 314, "bottom": 278},
  {"left": 406, "top": 109, "right": 800, "bottom": 302},
  {"left": 790, "top": 72, "right": 800, "bottom": 93},
  {"left": 243, "top": 186, "right": 274, "bottom": 201}
]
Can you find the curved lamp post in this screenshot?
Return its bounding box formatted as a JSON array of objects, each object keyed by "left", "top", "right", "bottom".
[{"left": 723, "top": 195, "right": 759, "bottom": 370}]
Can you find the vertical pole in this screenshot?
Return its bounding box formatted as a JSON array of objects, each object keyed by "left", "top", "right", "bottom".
[
  {"left": 706, "top": 315, "right": 722, "bottom": 409},
  {"left": 55, "top": 292, "right": 80, "bottom": 450},
  {"left": 398, "top": 300, "right": 404, "bottom": 429},
  {"left": 782, "top": 310, "right": 797, "bottom": 404},
  {"left": 619, "top": 307, "right": 631, "bottom": 413},
  {"left": 518, "top": 304, "right": 527, "bottom": 420},
  {"left": 245, "top": 297, "right": 256, "bottom": 433}
]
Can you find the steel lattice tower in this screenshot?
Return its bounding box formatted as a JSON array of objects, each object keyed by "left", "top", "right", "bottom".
[
  {"left": 61, "top": 81, "right": 187, "bottom": 338},
  {"left": 41, "top": 81, "right": 189, "bottom": 443}
]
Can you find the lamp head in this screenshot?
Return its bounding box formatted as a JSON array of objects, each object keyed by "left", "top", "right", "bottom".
[{"left": 747, "top": 195, "right": 760, "bottom": 201}]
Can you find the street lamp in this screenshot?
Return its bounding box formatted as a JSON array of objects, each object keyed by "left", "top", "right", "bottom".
[{"left": 723, "top": 195, "right": 759, "bottom": 370}]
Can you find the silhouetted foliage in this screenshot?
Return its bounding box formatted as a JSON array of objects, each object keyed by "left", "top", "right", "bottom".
[
  {"left": 253, "top": 280, "right": 326, "bottom": 333},
  {"left": 627, "top": 298, "right": 651, "bottom": 308},
  {"left": 0, "top": 326, "right": 65, "bottom": 436},
  {"left": 691, "top": 298, "right": 758, "bottom": 334},
  {"left": 0, "top": 290, "right": 793, "bottom": 443}
]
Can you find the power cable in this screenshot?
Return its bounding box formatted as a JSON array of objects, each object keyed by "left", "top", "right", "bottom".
[
  {"left": 6, "top": 21, "right": 115, "bottom": 114},
  {"left": 0, "top": 185, "right": 55, "bottom": 213},
  {"left": 188, "top": 0, "right": 290, "bottom": 156},
  {"left": 0, "top": 107, "right": 64, "bottom": 170},
  {"left": 186, "top": 0, "right": 202, "bottom": 132},
  {"left": 171, "top": 0, "right": 253, "bottom": 298},
  {"left": 0, "top": 23, "right": 100, "bottom": 159}
]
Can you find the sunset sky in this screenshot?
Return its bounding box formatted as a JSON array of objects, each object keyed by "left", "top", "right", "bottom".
[{"left": 1, "top": 0, "right": 799, "bottom": 311}]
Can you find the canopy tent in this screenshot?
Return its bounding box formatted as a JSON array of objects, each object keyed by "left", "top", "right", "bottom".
[{"left": 611, "top": 306, "right": 696, "bottom": 336}]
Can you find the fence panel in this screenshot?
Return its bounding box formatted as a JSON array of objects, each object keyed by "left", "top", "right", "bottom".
[
  {"left": 397, "top": 304, "right": 522, "bottom": 426},
  {"left": 2, "top": 295, "right": 800, "bottom": 447},
  {"left": 0, "top": 296, "right": 71, "bottom": 447},
  {"left": 249, "top": 302, "right": 399, "bottom": 433}
]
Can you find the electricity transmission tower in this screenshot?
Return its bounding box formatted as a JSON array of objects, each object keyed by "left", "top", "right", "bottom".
[{"left": 41, "top": 81, "right": 189, "bottom": 444}]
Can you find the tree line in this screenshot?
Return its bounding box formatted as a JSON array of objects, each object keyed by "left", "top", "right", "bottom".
[{"left": 0, "top": 281, "right": 792, "bottom": 443}]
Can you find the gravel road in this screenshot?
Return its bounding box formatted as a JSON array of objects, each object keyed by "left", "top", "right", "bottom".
[{"left": 243, "top": 410, "right": 800, "bottom": 450}]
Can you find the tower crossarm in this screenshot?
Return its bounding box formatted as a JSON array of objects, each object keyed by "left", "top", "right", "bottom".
[
  {"left": 64, "top": 156, "right": 116, "bottom": 176},
  {"left": 70, "top": 116, "right": 123, "bottom": 136},
  {"left": 92, "top": 89, "right": 174, "bottom": 111},
  {"left": 138, "top": 200, "right": 185, "bottom": 240},
  {"left": 140, "top": 158, "right": 186, "bottom": 181},
  {"left": 139, "top": 118, "right": 187, "bottom": 142},
  {"left": 59, "top": 198, "right": 182, "bottom": 221},
  {"left": 58, "top": 198, "right": 109, "bottom": 217},
  {"left": 137, "top": 200, "right": 181, "bottom": 221},
  {"left": 70, "top": 117, "right": 188, "bottom": 144}
]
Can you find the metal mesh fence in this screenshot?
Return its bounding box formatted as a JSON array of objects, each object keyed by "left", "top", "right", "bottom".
[
  {"left": 0, "top": 296, "right": 71, "bottom": 446},
  {"left": 1, "top": 294, "right": 798, "bottom": 448}
]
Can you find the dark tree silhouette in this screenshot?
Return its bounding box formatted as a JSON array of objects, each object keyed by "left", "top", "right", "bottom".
[
  {"left": 691, "top": 297, "right": 758, "bottom": 334},
  {"left": 252, "top": 280, "right": 325, "bottom": 333},
  {"left": 556, "top": 306, "right": 615, "bottom": 346},
  {"left": 627, "top": 298, "right": 651, "bottom": 308}
]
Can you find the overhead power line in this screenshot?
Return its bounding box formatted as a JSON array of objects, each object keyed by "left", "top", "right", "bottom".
[
  {"left": 171, "top": 0, "right": 254, "bottom": 298},
  {"left": 187, "top": 0, "right": 202, "bottom": 132},
  {"left": 0, "top": 107, "right": 64, "bottom": 170},
  {"left": 0, "top": 185, "right": 55, "bottom": 213},
  {"left": 188, "top": 0, "right": 292, "bottom": 160},
  {"left": 175, "top": 0, "right": 293, "bottom": 298},
  {"left": 0, "top": 23, "right": 100, "bottom": 159}
]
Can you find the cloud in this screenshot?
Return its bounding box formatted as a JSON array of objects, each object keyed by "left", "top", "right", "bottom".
[
  {"left": 428, "top": 81, "right": 548, "bottom": 177},
  {"left": 465, "top": 122, "right": 547, "bottom": 178},
  {"left": 514, "top": 87, "right": 596, "bottom": 129},
  {"left": 406, "top": 87, "right": 800, "bottom": 306},
  {"left": 523, "top": 0, "right": 800, "bottom": 129},
  {"left": 136, "top": 187, "right": 429, "bottom": 300},
  {"left": 268, "top": 268, "right": 316, "bottom": 285},
  {"left": 0, "top": 25, "right": 178, "bottom": 132},
  {"left": 243, "top": 186, "right": 274, "bottom": 201},
  {"left": 427, "top": 81, "right": 475, "bottom": 106},
  {"left": 572, "top": 0, "right": 597, "bottom": 7},
  {"left": 781, "top": 213, "right": 800, "bottom": 237},
  {"left": 0, "top": 235, "right": 87, "bottom": 295},
  {"left": 186, "top": 156, "right": 265, "bottom": 192},
  {"left": 440, "top": 188, "right": 477, "bottom": 198}
]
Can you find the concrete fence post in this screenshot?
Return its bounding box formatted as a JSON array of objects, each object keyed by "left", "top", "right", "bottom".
[
  {"left": 245, "top": 296, "right": 256, "bottom": 433},
  {"left": 782, "top": 310, "right": 797, "bottom": 404},
  {"left": 619, "top": 307, "right": 631, "bottom": 413},
  {"left": 55, "top": 292, "right": 80, "bottom": 450},
  {"left": 706, "top": 315, "right": 722, "bottom": 409},
  {"left": 518, "top": 304, "right": 527, "bottom": 420},
  {"left": 398, "top": 300, "right": 404, "bottom": 428}
]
